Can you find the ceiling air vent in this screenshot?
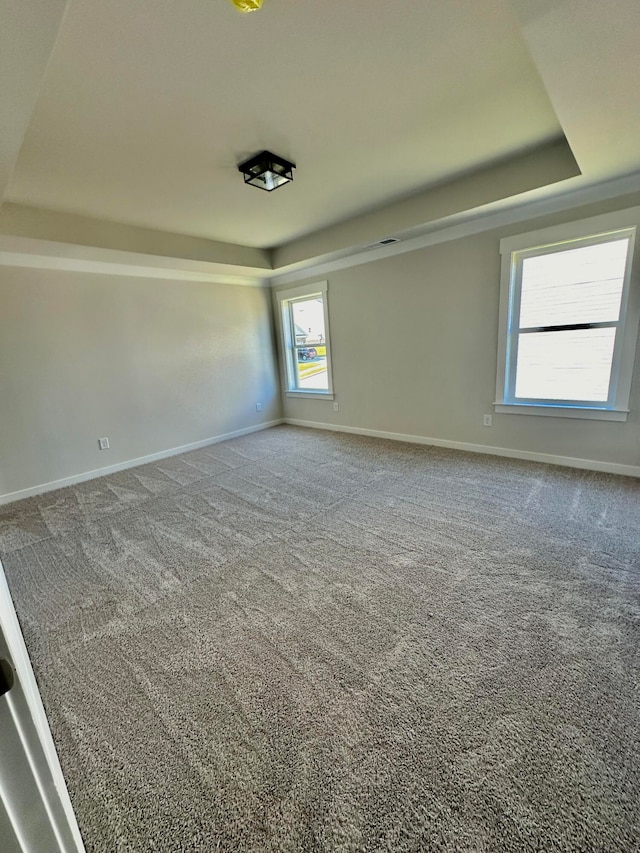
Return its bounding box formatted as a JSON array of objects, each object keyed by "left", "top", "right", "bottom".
[{"left": 364, "top": 237, "right": 399, "bottom": 249}]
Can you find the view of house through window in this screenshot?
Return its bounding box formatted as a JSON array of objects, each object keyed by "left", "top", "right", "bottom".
[{"left": 289, "top": 295, "right": 328, "bottom": 390}]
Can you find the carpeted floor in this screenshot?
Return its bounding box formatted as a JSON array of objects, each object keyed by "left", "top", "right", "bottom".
[{"left": 1, "top": 425, "right": 639, "bottom": 852}]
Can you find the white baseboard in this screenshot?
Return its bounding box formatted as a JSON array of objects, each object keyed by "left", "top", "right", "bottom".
[
  {"left": 3, "top": 416, "right": 637, "bottom": 506},
  {"left": 0, "top": 419, "right": 284, "bottom": 506},
  {"left": 285, "top": 418, "right": 640, "bottom": 478}
]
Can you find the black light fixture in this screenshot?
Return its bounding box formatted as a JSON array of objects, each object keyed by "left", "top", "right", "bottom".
[{"left": 238, "top": 150, "right": 296, "bottom": 192}]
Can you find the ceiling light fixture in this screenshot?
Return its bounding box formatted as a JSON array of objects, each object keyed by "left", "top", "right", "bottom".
[
  {"left": 238, "top": 150, "right": 296, "bottom": 192},
  {"left": 230, "top": 0, "right": 263, "bottom": 12}
]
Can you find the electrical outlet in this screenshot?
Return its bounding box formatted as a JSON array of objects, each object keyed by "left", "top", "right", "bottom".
[
  {"left": 256, "top": 403, "right": 262, "bottom": 412},
  {"left": 333, "top": 402, "right": 339, "bottom": 412},
  {"left": 483, "top": 415, "right": 492, "bottom": 427},
  {"left": 98, "top": 437, "right": 110, "bottom": 450}
]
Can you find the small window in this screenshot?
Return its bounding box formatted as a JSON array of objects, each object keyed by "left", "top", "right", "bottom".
[
  {"left": 495, "top": 211, "right": 640, "bottom": 421},
  {"left": 277, "top": 281, "right": 333, "bottom": 397}
]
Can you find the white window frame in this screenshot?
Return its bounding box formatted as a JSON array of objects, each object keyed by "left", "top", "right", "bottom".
[
  {"left": 276, "top": 280, "right": 334, "bottom": 399},
  {"left": 495, "top": 209, "right": 640, "bottom": 421}
]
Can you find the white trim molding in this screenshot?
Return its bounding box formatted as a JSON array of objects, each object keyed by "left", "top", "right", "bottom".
[
  {"left": 276, "top": 279, "right": 329, "bottom": 302},
  {"left": 285, "top": 391, "right": 335, "bottom": 400},
  {"left": 284, "top": 418, "right": 640, "bottom": 478},
  {"left": 0, "top": 562, "right": 86, "bottom": 851},
  {"left": 0, "top": 235, "right": 270, "bottom": 287},
  {"left": 494, "top": 403, "right": 629, "bottom": 421},
  {"left": 498, "top": 206, "right": 640, "bottom": 257},
  {"left": 275, "top": 280, "right": 335, "bottom": 399},
  {"left": 0, "top": 420, "right": 284, "bottom": 506}
]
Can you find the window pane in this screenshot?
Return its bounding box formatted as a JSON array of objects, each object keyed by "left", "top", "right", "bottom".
[
  {"left": 291, "top": 297, "right": 326, "bottom": 345},
  {"left": 291, "top": 297, "right": 328, "bottom": 390},
  {"left": 514, "top": 327, "right": 616, "bottom": 402},
  {"left": 294, "top": 346, "right": 328, "bottom": 390},
  {"left": 519, "top": 239, "right": 628, "bottom": 328}
]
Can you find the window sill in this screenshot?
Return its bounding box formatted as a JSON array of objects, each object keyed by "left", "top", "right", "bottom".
[
  {"left": 285, "top": 390, "right": 335, "bottom": 400},
  {"left": 494, "top": 403, "right": 629, "bottom": 422}
]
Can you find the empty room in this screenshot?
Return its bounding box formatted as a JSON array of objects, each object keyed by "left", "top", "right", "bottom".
[{"left": 1, "top": 1, "right": 639, "bottom": 851}]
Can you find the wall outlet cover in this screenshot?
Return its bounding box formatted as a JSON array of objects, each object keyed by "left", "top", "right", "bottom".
[{"left": 98, "top": 437, "right": 110, "bottom": 450}]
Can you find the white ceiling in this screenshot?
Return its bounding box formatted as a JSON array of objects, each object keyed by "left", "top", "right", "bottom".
[
  {"left": 5, "top": 0, "right": 640, "bottom": 258},
  {"left": 5, "top": 0, "right": 564, "bottom": 249},
  {"left": 511, "top": 0, "right": 640, "bottom": 182},
  {"left": 0, "top": 0, "right": 68, "bottom": 200}
]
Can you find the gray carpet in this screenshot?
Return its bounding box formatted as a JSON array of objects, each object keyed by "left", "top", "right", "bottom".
[{"left": 1, "top": 425, "right": 639, "bottom": 852}]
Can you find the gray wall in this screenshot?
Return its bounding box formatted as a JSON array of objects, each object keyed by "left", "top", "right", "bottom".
[
  {"left": 0, "top": 268, "right": 281, "bottom": 498},
  {"left": 277, "top": 197, "right": 640, "bottom": 469}
]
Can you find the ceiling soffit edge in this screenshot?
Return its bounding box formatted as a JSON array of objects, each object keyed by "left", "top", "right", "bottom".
[
  {"left": 5, "top": 149, "right": 640, "bottom": 285},
  {"left": 0, "top": 202, "right": 271, "bottom": 271},
  {"left": 272, "top": 137, "right": 580, "bottom": 269},
  {"left": 268, "top": 171, "right": 640, "bottom": 287}
]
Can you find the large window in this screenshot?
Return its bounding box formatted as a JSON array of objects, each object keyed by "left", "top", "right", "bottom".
[
  {"left": 495, "top": 211, "right": 640, "bottom": 421},
  {"left": 277, "top": 281, "right": 333, "bottom": 397}
]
